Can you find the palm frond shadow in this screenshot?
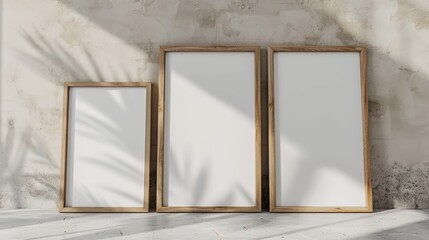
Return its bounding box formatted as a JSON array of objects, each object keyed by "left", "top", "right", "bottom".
[
  {"left": 12, "top": 31, "right": 153, "bottom": 208},
  {"left": 18, "top": 30, "right": 105, "bottom": 84},
  {"left": 0, "top": 121, "right": 59, "bottom": 208}
]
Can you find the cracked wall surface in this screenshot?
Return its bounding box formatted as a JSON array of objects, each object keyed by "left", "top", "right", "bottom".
[{"left": 1, "top": 0, "right": 428, "bottom": 209}]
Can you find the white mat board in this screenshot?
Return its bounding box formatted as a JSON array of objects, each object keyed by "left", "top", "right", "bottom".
[
  {"left": 163, "top": 52, "right": 257, "bottom": 207},
  {"left": 65, "top": 87, "right": 148, "bottom": 208},
  {"left": 274, "top": 51, "right": 367, "bottom": 207}
]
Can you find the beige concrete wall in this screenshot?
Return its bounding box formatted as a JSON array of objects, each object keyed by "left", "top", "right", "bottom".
[{"left": 1, "top": 0, "right": 428, "bottom": 209}]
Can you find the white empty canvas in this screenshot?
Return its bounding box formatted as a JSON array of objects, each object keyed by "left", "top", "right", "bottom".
[
  {"left": 269, "top": 47, "right": 371, "bottom": 212},
  {"left": 60, "top": 83, "right": 151, "bottom": 212},
  {"left": 158, "top": 47, "right": 261, "bottom": 212}
]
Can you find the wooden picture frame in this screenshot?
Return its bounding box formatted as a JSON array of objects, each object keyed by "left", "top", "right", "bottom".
[
  {"left": 59, "top": 82, "right": 151, "bottom": 213},
  {"left": 268, "top": 46, "right": 372, "bottom": 213},
  {"left": 157, "top": 46, "right": 261, "bottom": 212}
]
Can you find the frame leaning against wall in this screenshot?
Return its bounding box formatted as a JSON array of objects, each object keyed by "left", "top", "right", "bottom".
[
  {"left": 268, "top": 46, "right": 372, "bottom": 213},
  {"left": 157, "top": 46, "right": 262, "bottom": 212},
  {"left": 59, "top": 82, "right": 152, "bottom": 213}
]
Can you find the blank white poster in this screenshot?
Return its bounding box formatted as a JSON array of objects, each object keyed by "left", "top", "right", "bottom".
[
  {"left": 274, "top": 52, "right": 366, "bottom": 207},
  {"left": 66, "top": 87, "right": 147, "bottom": 207},
  {"left": 164, "top": 52, "right": 256, "bottom": 207}
]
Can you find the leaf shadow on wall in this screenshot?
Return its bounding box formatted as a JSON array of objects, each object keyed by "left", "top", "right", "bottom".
[
  {"left": 0, "top": 120, "right": 60, "bottom": 209},
  {"left": 14, "top": 30, "right": 159, "bottom": 209},
  {"left": 11, "top": 0, "right": 429, "bottom": 223},
  {"left": 0, "top": 8, "right": 65, "bottom": 212}
]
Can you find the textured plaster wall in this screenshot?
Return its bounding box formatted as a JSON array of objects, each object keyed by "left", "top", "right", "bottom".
[{"left": 1, "top": 0, "right": 428, "bottom": 209}]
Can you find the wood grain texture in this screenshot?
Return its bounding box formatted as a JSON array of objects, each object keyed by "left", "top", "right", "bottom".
[
  {"left": 268, "top": 47, "right": 276, "bottom": 213},
  {"left": 360, "top": 48, "right": 373, "bottom": 212},
  {"left": 156, "top": 46, "right": 261, "bottom": 213},
  {"left": 254, "top": 47, "right": 262, "bottom": 212},
  {"left": 269, "top": 45, "right": 365, "bottom": 52},
  {"left": 60, "top": 207, "right": 150, "bottom": 213},
  {"left": 58, "top": 84, "right": 69, "bottom": 211},
  {"left": 59, "top": 82, "right": 152, "bottom": 213},
  {"left": 64, "top": 82, "right": 151, "bottom": 87},
  {"left": 144, "top": 84, "right": 152, "bottom": 213},
  {"left": 268, "top": 46, "right": 372, "bottom": 213},
  {"left": 157, "top": 206, "right": 261, "bottom": 213},
  {"left": 156, "top": 47, "right": 166, "bottom": 212},
  {"left": 161, "top": 46, "right": 260, "bottom": 52},
  {"left": 270, "top": 206, "right": 373, "bottom": 213}
]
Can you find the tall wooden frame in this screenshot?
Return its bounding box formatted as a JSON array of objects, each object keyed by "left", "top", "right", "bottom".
[
  {"left": 59, "top": 82, "right": 152, "bottom": 213},
  {"left": 268, "top": 46, "right": 372, "bottom": 213},
  {"left": 157, "top": 46, "right": 261, "bottom": 212}
]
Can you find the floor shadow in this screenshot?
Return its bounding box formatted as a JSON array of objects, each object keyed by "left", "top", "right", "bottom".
[
  {"left": 251, "top": 209, "right": 429, "bottom": 240},
  {"left": 0, "top": 209, "right": 86, "bottom": 231},
  {"left": 350, "top": 219, "right": 429, "bottom": 240},
  {"left": 25, "top": 213, "right": 240, "bottom": 240}
]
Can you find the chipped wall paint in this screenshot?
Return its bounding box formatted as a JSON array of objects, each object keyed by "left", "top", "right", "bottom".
[{"left": 1, "top": 0, "right": 428, "bottom": 209}]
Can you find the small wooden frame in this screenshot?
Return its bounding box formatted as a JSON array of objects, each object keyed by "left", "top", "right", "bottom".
[
  {"left": 59, "top": 82, "right": 151, "bottom": 213},
  {"left": 268, "top": 46, "right": 372, "bottom": 213},
  {"left": 157, "top": 46, "right": 261, "bottom": 212}
]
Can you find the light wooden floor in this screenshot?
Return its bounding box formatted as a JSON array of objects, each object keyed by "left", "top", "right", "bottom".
[{"left": 1, "top": 209, "right": 428, "bottom": 239}]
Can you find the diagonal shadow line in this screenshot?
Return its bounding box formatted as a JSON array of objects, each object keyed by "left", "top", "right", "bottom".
[
  {"left": 0, "top": 210, "right": 86, "bottom": 231},
  {"left": 349, "top": 219, "right": 429, "bottom": 240},
  {"left": 23, "top": 213, "right": 241, "bottom": 240},
  {"left": 250, "top": 209, "right": 429, "bottom": 240}
]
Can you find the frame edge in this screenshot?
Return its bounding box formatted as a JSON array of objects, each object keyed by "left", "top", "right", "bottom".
[
  {"left": 60, "top": 82, "right": 152, "bottom": 213},
  {"left": 157, "top": 46, "right": 262, "bottom": 212},
  {"left": 267, "top": 45, "right": 372, "bottom": 213}
]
